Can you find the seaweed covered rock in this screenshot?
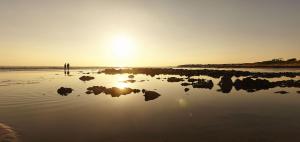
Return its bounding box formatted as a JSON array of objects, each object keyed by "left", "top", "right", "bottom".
[{"left": 57, "top": 87, "right": 73, "bottom": 96}]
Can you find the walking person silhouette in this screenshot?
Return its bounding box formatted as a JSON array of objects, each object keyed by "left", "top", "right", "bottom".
[{"left": 66, "top": 63, "right": 70, "bottom": 75}]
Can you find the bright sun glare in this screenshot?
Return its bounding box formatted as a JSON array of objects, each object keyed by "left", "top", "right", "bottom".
[{"left": 112, "top": 35, "right": 135, "bottom": 57}]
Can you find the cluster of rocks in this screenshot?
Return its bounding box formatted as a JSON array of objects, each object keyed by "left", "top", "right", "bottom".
[
  {"left": 79, "top": 76, "right": 95, "bottom": 81},
  {"left": 142, "top": 89, "right": 161, "bottom": 101},
  {"left": 57, "top": 87, "right": 73, "bottom": 96},
  {"left": 233, "top": 78, "right": 300, "bottom": 93},
  {"left": 181, "top": 78, "right": 214, "bottom": 89},
  {"left": 100, "top": 68, "right": 300, "bottom": 78},
  {"left": 86, "top": 86, "right": 140, "bottom": 97}
]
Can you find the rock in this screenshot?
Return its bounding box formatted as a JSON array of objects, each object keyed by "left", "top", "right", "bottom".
[
  {"left": 143, "top": 90, "right": 161, "bottom": 101},
  {"left": 218, "top": 75, "right": 233, "bottom": 93},
  {"left": 123, "top": 80, "right": 136, "bottom": 83},
  {"left": 167, "top": 77, "right": 184, "bottom": 82},
  {"left": 79, "top": 76, "right": 95, "bottom": 81},
  {"left": 192, "top": 79, "right": 214, "bottom": 89},
  {"left": 128, "top": 75, "right": 135, "bottom": 79},
  {"left": 57, "top": 87, "right": 73, "bottom": 96},
  {"left": 86, "top": 86, "right": 140, "bottom": 97},
  {"left": 86, "top": 86, "right": 106, "bottom": 95},
  {"left": 184, "top": 88, "right": 190, "bottom": 92},
  {"left": 297, "top": 91, "right": 300, "bottom": 94},
  {"left": 181, "top": 82, "right": 191, "bottom": 86},
  {"left": 233, "top": 77, "right": 272, "bottom": 92},
  {"left": 275, "top": 91, "right": 289, "bottom": 94}
]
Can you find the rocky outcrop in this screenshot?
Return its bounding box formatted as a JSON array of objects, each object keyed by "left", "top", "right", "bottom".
[
  {"left": 86, "top": 86, "right": 140, "bottom": 97},
  {"left": 192, "top": 79, "right": 214, "bottom": 89},
  {"left": 143, "top": 90, "right": 161, "bottom": 101},
  {"left": 218, "top": 75, "right": 233, "bottom": 93},
  {"left": 57, "top": 87, "right": 73, "bottom": 96}
]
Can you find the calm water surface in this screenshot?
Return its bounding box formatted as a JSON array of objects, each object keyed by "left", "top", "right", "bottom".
[{"left": 0, "top": 69, "right": 300, "bottom": 142}]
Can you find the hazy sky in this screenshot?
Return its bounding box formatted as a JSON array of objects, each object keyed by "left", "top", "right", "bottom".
[{"left": 0, "top": 0, "right": 299, "bottom": 66}]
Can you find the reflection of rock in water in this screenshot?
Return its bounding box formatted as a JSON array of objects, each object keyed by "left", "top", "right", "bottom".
[
  {"left": 275, "top": 91, "right": 289, "bottom": 94},
  {"left": 79, "top": 76, "right": 95, "bottom": 81},
  {"left": 0, "top": 123, "right": 19, "bottom": 142},
  {"left": 57, "top": 87, "right": 73, "bottom": 96},
  {"left": 86, "top": 86, "right": 140, "bottom": 97},
  {"left": 218, "top": 75, "right": 233, "bottom": 93},
  {"left": 143, "top": 90, "right": 161, "bottom": 101}
]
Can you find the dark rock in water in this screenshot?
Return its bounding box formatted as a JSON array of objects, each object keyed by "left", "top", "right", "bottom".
[
  {"left": 156, "top": 77, "right": 161, "bottom": 80},
  {"left": 234, "top": 77, "right": 272, "bottom": 92},
  {"left": 184, "top": 88, "right": 190, "bottom": 92},
  {"left": 142, "top": 89, "right": 146, "bottom": 93},
  {"left": 143, "top": 90, "right": 161, "bottom": 101},
  {"left": 275, "top": 91, "right": 289, "bottom": 94},
  {"left": 123, "top": 80, "right": 136, "bottom": 83},
  {"left": 86, "top": 86, "right": 106, "bottom": 95},
  {"left": 79, "top": 76, "right": 95, "bottom": 81},
  {"left": 297, "top": 91, "right": 300, "bottom": 94},
  {"left": 192, "top": 79, "right": 214, "bottom": 89},
  {"left": 181, "top": 82, "right": 191, "bottom": 86},
  {"left": 218, "top": 75, "right": 233, "bottom": 93},
  {"left": 57, "top": 87, "right": 73, "bottom": 96},
  {"left": 139, "top": 80, "right": 145, "bottom": 82},
  {"left": 128, "top": 75, "right": 135, "bottom": 79},
  {"left": 86, "top": 86, "right": 140, "bottom": 97},
  {"left": 167, "top": 77, "right": 184, "bottom": 82}
]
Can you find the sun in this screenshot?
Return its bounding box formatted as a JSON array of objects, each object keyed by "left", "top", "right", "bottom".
[{"left": 112, "top": 35, "right": 135, "bottom": 57}]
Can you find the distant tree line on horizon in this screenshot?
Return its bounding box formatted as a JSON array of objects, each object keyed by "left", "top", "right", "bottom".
[{"left": 178, "top": 58, "right": 300, "bottom": 68}]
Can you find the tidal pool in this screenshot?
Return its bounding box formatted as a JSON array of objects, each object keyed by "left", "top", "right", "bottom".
[{"left": 0, "top": 69, "right": 300, "bottom": 142}]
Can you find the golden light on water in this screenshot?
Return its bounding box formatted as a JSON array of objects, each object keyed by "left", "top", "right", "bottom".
[{"left": 114, "top": 75, "right": 130, "bottom": 89}]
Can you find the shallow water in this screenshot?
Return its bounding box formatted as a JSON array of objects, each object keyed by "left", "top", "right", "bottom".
[{"left": 0, "top": 69, "right": 300, "bottom": 142}]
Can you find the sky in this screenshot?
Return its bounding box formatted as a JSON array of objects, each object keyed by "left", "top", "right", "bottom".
[{"left": 0, "top": 0, "right": 299, "bottom": 67}]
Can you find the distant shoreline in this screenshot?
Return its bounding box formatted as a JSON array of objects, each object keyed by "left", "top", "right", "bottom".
[{"left": 178, "top": 58, "right": 300, "bottom": 69}]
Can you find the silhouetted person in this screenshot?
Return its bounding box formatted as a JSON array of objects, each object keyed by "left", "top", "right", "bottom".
[
  {"left": 64, "top": 63, "right": 67, "bottom": 70},
  {"left": 67, "top": 63, "right": 70, "bottom": 71}
]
